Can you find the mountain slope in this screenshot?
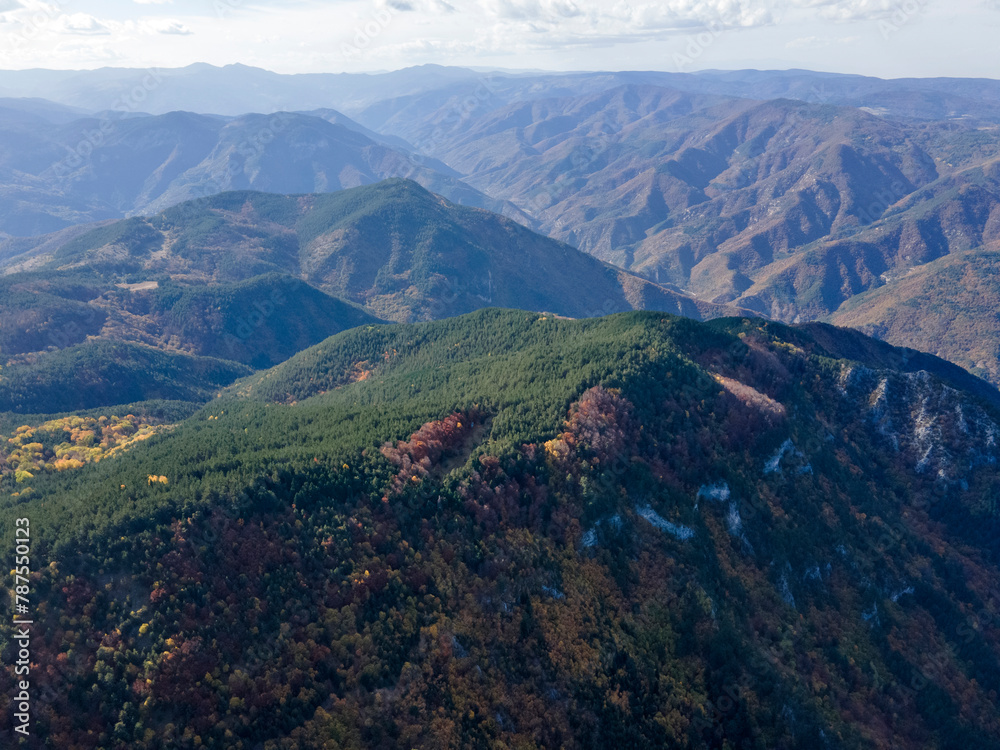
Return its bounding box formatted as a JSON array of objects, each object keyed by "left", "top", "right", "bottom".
[
  {"left": 2, "top": 309, "right": 1000, "bottom": 748},
  {"left": 0, "top": 180, "right": 747, "bottom": 414},
  {"left": 827, "top": 246, "right": 1000, "bottom": 383},
  {"left": 8, "top": 71, "right": 1000, "bottom": 386},
  {"left": 0, "top": 267, "right": 382, "bottom": 356},
  {"left": 416, "top": 87, "right": 946, "bottom": 277},
  {"left": 737, "top": 161, "right": 1000, "bottom": 319},
  {"left": 0, "top": 340, "right": 251, "bottom": 414},
  {"left": 0, "top": 267, "right": 383, "bottom": 413},
  {"left": 2, "top": 180, "right": 745, "bottom": 325}
]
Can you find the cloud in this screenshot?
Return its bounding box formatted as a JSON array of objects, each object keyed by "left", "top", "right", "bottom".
[
  {"left": 786, "top": 0, "right": 922, "bottom": 21},
  {"left": 613, "top": 2, "right": 778, "bottom": 30},
  {"left": 143, "top": 18, "right": 193, "bottom": 35},
  {"left": 470, "top": 0, "right": 930, "bottom": 38},
  {"left": 0, "top": 0, "right": 976, "bottom": 78},
  {"left": 484, "top": 0, "right": 582, "bottom": 20},
  {"left": 471, "top": 0, "right": 782, "bottom": 39},
  {"left": 52, "top": 13, "right": 113, "bottom": 35},
  {"left": 381, "top": 0, "right": 457, "bottom": 12}
]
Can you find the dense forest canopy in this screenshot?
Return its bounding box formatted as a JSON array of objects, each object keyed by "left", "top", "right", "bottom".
[{"left": 2, "top": 309, "right": 999, "bottom": 748}]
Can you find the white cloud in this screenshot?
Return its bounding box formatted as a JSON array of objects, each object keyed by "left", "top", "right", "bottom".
[
  {"left": 52, "top": 13, "right": 113, "bottom": 35},
  {"left": 142, "top": 18, "right": 193, "bottom": 35},
  {"left": 484, "top": 0, "right": 583, "bottom": 20},
  {"left": 474, "top": 0, "right": 781, "bottom": 31},
  {"left": 468, "top": 0, "right": 933, "bottom": 35},
  {"left": 380, "top": 0, "right": 458, "bottom": 12},
  {"left": 0, "top": 0, "right": 988, "bottom": 79},
  {"left": 786, "top": 0, "right": 922, "bottom": 21}
]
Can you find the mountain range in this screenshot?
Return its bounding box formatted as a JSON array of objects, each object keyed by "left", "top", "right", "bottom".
[
  {"left": 5, "top": 65, "right": 1000, "bottom": 384},
  {"left": 2, "top": 63, "right": 1000, "bottom": 749},
  {"left": 352, "top": 77, "right": 1000, "bottom": 383},
  {"left": 5, "top": 64, "right": 1000, "bottom": 124}
]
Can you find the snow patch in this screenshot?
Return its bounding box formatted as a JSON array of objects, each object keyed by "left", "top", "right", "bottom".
[
  {"left": 581, "top": 513, "right": 623, "bottom": 548},
  {"left": 778, "top": 570, "right": 796, "bottom": 609},
  {"left": 725, "top": 502, "right": 743, "bottom": 536},
  {"left": 890, "top": 586, "right": 914, "bottom": 603},
  {"left": 697, "top": 482, "right": 731, "bottom": 503},
  {"left": 542, "top": 586, "right": 566, "bottom": 600},
  {"left": 764, "top": 439, "right": 807, "bottom": 474},
  {"left": 636, "top": 504, "right": 695, "bottom": 541}
]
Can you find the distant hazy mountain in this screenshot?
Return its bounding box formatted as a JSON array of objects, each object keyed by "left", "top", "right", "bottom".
[
  {"left": 0, "top": 63, "right": 488, "bottom": 118},
  {"left": 5, "top": 63, "right": 1000, "bottom": 124},
  {"left": 0, "top": 107, "right": 524, "bottom": 236},
  {"left": 0, "top": 97, "right": 91, "bottom": 124},
  {"left": 401, "top": 84, "right": 958, "bottom": 280}
]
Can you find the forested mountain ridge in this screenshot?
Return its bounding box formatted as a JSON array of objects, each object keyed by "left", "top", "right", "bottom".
[
  {"left": 0, "top": 180, "right": 746, "bottom": 413},
  {"left": 0, "top": 267, "right": 380, "bottom": 413},
  {"left": 2, "top": 309, "right": 999, "bottom": 748},
  {"left": 0, "top": 179, "right": 743, "bottom": 328}
]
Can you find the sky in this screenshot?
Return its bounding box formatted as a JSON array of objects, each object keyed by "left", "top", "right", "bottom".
[{"left": 0, "top": 0, "right": 997, "bottom": 79}]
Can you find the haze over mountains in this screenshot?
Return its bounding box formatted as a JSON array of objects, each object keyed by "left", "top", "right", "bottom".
[
  {"left": 6, "top": 64, "right": 1000, "bottom": 124},
  {"left": 0, "top": 103, "right": 522, "bottom": 236}
]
